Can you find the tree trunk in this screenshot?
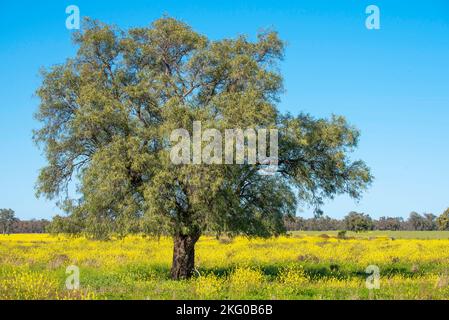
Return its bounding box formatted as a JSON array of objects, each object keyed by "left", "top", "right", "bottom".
[{"left": 170, "top": 232, "right": 200, "bottom": 280}]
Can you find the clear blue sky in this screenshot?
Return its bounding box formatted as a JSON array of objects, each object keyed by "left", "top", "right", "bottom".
[{"left": 0, "top": 1, "right": 448, "bottom": 220}]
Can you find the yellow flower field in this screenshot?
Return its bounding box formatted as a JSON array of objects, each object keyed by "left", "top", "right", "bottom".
[{"left": 1, "top": 233, "right": 449, "bottom": 300}]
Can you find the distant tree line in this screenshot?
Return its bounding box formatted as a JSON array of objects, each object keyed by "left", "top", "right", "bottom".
[
  {"left": 0, "top": 209, "right": 50, "bottom": 234},
  {"left": 285, "top": 209, "right": 449, "bottom": 232},
  {"left": 1, "top": 207, "right": 449, "bottom": 234},
  {"left": 10, "top": 219, "right": 50, "bottom": 234}
]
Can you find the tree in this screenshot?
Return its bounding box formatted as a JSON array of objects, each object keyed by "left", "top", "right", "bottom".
[
  {"left": 9, "top": 219, "right": 50, "bottom": 234},
  {"left": 437, "top": 208, "right": 449, "bottom": 231},
  {"left": 375, "top": 217, "right": 403, "bottom": 231},
  {"left": 423, "top": 213, "right": 437, "bottom": 231},
  {"left": 306, "top": 215, "right": 344, "bottom": 231},
  {"left": 284, "top": 216, "right": 306, "bottom": 231},
  {"left": 407, "top": 212, "right": 424, "bottom": 230},
  {"left": 0, "top": 209, "right": 18, "bottom": 235},
  {"left": 344, "top": 212, "right": 373, "bottom": 232},
  {"left": 35, "top": 17, "right": 372, "bottom": 279},
  {"left": 407, "top": 212, "right": 436, "bottom": 231}
]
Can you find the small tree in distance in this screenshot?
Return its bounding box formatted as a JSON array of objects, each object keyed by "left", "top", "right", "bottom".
[
  {"left": 437, "top": 208, "right": 449, "bottom": 231},
  {"left": 407, "top": 212, "right": 437, "bottom": 231},
  {"left": 375, "top": 216, "right": 403, "bottom": 231},
  {"left": 0, "top": 209, "right": 18, "bottom": 235},
  {"left": 344, "top": 211, "right": 373, "bottom": 232},
  {"left": 35, "top": 17, "right": 372, "bottom": 279}
]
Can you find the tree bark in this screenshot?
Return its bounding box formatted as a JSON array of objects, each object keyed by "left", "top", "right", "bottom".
[{"left": 170, "top": 232, "right": 201, "bottom": 280}]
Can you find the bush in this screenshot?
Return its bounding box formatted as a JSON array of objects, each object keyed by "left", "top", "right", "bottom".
[{"left": 337, "top": 230, "right": 347, "bottom": 239}]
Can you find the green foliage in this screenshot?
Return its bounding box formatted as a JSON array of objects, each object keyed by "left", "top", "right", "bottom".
[
  {"left": 408, "top": 212, "right": 437, "bottom": 231},
  {"left": 35, "top": 16, "right": 372, "bottom": 241},
  {"left": 0, "top": 209, "right": 17, "bottom": 235},
  {"left": 437, "top": 208, "right": 449, "bottom": 231},
  {"left": 344, "top": 212, "right": 373, "bottom": 232},
  {"left": 337, "top": 230, "right": 347, "bottom": 239},
  {"left": 376, "top": 216, "right": 403, "bottom": 231}
]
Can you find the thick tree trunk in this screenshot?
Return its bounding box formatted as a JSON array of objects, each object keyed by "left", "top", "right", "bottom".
[{"left": 170, "top": 232, "right": 200, "bottom": 280}]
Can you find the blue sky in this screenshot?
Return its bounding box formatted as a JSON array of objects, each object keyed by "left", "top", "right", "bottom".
[{"left": 0, "top": 1, "right": 448, "bottom": 220}]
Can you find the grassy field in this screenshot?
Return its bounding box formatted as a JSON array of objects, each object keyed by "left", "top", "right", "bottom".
[{"left": 1, "top": 232, "right": 449, "bottom": 300}]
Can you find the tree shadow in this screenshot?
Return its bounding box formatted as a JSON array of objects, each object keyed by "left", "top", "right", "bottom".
[{"left": 195, "top": 262, "right": 423, "bottom": 280}]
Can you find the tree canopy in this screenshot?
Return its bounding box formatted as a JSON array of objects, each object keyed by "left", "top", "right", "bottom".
[
  {"left": 35, "top": 17, "right": 372, "bottom": 279},
  {"left": 344, "top": 211, "right": 373, "bottom": 232},
  {"left": 0, "top": 209, "right": 18, "bottom": 235},
  {"left": 437, "top": 208, "right": 449, "bottom": 231}
]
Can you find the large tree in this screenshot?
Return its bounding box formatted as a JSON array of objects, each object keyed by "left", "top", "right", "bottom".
[{"left": 35, "top": 17, "right": 372, "bottom": 279}]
